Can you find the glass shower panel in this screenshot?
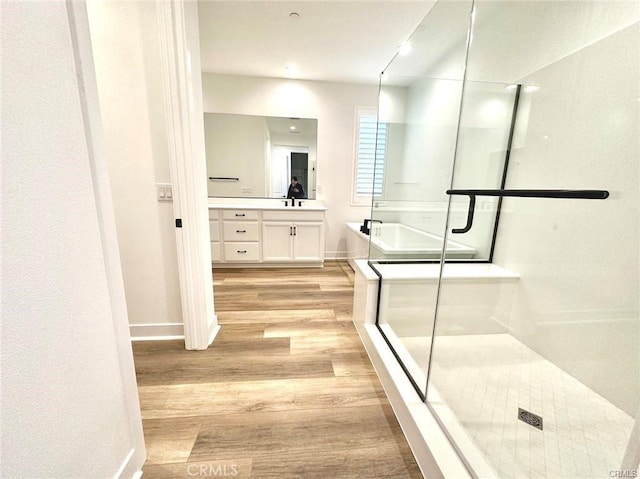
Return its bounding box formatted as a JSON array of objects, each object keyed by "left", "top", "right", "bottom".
[
  {"left": 370, "top": 0, "right": 474, "bottom": 397},
  {"left": 447, "top": 80, "right": 519, "bottom": 261},
  {"left": 371, "top": 0, "right": 474, "bottom": 263},
  {"left": 427, "top": 1, "right": 640, "bottom": 478}
]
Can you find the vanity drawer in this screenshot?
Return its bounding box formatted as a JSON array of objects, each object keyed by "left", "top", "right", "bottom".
[
  {"left": 210, "top": 242, "right": 221, "bottom": 262},
  {"left": 222, "top": 210, "right": 259, "bottom": 221},
  {"left": 209, "top": 221, "right": 220, "bottom": 241},
  {"left": 223, "top": 243, "right": 260, "bottom": 262},
  {"left": 223, "top": 221, "right": 259, "bottom": 241}
]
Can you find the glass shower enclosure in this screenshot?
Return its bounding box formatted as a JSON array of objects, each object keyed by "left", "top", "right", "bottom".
[{"left": 368, "top": 1, "right": 639, "bottom": 478}]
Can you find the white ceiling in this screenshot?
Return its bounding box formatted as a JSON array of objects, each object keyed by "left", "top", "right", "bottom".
[
  {"left": 197, "top": 1, "right": 436, "bottom": 85},
  {"left": 265, "top": 116, "right": 317, "bottom": 140}
]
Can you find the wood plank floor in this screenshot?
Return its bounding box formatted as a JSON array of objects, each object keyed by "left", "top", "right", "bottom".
[{"left": 134, "top": 261, "right": 423, "bottom": 479}]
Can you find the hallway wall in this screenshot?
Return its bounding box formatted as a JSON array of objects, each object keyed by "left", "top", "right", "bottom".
[
  {"left": 1, "top": 1, "right": 145, "bottom": 476},
  {"left": 88, "top": 0, "right": 183, "bottom": 337}
]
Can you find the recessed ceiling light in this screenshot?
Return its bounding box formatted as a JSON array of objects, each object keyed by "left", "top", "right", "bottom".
[
  {"left": 284, "top": 64, "right": 298, "bottom": 77},
  {"left": 398, "top": 41, "right": 412, "bottom": 56},
  {"left": 289, "top": 12, "right": 300, "bottom": 20},
  {"left": 290, "top": 125, "right": 296, "bottom": 130}
]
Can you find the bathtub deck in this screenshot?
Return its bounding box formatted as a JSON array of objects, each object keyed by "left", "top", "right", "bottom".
[
  {"left": 345, "top": 222, "right": 477, "bottom": 261},
  {"left": 371, "top": 262, "right": 520, "bottom": 281}
]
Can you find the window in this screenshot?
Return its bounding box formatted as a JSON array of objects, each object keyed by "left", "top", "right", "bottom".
[{"left": 353, "top": 108, "right": 387, "bottom": 204}]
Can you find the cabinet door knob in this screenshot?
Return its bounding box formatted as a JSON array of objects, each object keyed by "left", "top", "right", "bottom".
[
  {"left": 235, "top": 213, "right": 245, "bottom": 217},
  {"left": 293, "top": 226, "right": 297, "bottom": 236},
  {"left": 237, "top": 250, "right": 247, "bottom": 254},
  {"left": 236, "top": 229, "right": 246, "bottom": 233}
]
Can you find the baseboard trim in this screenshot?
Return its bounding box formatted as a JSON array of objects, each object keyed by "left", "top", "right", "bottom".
[
  {"left": 208, "top": 315, "right": 221, "bottom": 345},
  {"left": 212, "top": 262, "right": 324, "bottom": 268},
  {"left": 324, "top": 251, "right": 348, "bottom": 260},
  {"left": 113, "top": 448, "right": 142, "bottom": 479},
  {"left": 129, "top": 322, "right": 184, "bottom": 341},
  {"left": 130, "top": 320, "right": 221, "bottom": 347}
]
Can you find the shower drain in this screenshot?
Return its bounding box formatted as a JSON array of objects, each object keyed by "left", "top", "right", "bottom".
[{"left": 518, "top": 408, "right": 543, "bottom": 430}]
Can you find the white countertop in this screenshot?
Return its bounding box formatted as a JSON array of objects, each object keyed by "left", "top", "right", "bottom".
[{"left": 208, "top": 198, "right": 327, "bottom": 211}]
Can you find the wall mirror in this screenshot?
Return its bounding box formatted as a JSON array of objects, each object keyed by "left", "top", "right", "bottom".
[{"left": 204, "top": 113, "right": 318, "bottom": 199}]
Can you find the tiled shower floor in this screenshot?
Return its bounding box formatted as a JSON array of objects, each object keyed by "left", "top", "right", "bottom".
[{"left": 399, "top": 334, "right": 635, "bottom": 479}]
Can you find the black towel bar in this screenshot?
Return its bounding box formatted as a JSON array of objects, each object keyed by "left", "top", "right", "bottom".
[{"left": 445, "top": 189, "right": 609, "bottom": 234}]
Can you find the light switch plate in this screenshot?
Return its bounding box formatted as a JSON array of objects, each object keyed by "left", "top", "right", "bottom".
[{"left": 157, "top": 183, "right": 173, "bottom": 201}]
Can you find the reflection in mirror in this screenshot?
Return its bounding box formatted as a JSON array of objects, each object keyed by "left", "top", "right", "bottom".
[
  {"left": 372, "top": 77, "right": 519, "bottom": 261},
  {"left": 366, "top": 0, "right": 522, "bottom": 263},
  {"left": 204, "top": 113, "right": 317, "bottom": 199},
  {"left": 370, "top": 0, "right": 480, "bottom": 262}
]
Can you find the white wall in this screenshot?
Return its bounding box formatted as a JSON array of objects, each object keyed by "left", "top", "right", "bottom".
[
  {"left": 1, "top": 1, "right": 145, "bottom": 476},
  {"left": 392, "top": 77, "right": 462, "bottom": 203},
  {"left": 88, "top": 0, "right": 183, "bottom": 334},
  {"left": 202, "top": 73, "right": 379, "bottom": 258}
]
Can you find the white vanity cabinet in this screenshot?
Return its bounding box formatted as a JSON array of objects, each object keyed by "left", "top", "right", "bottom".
[
  {"left": 208, "top": 205, "right": 325, "bottom": 266},
  {"left": 262, "top": 210, "right": 324, "bottom": 263}
]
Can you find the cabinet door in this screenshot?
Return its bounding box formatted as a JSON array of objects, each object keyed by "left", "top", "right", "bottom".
[
  {"left": 262, "top": 222, "right": 293, "bottom": 262},
  {"left": 293, "top": 223, "right": 324, "bottom": 261}
]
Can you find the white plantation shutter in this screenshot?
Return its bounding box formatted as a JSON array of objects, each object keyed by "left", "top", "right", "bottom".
[{"left": 356, "top": 110, "right": 387, "bottom": 197}]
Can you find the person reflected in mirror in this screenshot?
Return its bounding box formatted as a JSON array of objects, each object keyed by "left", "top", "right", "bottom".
[{"left": 287, "top": 176, "right": 306, "bottom": 199}]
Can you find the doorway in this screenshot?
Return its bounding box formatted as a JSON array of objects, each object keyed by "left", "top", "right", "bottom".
[{"left": 290, "top": 152, "right": 309, "bottom": 197}]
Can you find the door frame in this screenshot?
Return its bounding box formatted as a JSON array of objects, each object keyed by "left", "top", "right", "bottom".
[
  {"left": 155, "top": 0, "right": 219, "bottom": 350},
  {"left": 66, "top": 1, "right": 147, "bottom": 473}
]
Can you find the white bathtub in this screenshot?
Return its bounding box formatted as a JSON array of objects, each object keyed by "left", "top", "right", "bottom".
[
  {"left": 346, "top": 222, "right": 371, "bottom": 270},
  {"left": 346, "top": 222, "right": 476, "bottom": 267}
]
